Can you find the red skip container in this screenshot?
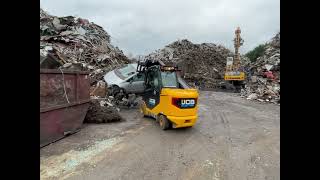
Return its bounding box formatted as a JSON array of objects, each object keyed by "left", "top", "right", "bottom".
[{"left": 40, "top": 69, "right": 90, "bottom": 147}]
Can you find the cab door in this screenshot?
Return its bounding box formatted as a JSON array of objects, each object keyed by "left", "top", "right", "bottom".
[{"left": 143, "top": 67, "right": 161, "bottom": 110}]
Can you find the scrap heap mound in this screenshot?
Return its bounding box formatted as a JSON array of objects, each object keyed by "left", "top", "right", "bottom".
[
  {"left": 40, "top": 8, "right": 129, "bottom": 122},
  {"left": 84, "top": 99, "right": 124, "bottom": 123},
  {"left": 40, "top": 8, "right": 130, "bottom": 85},
  {"left": 241, "top": 32, "right": 280, "bottom": 104},
  {"left": 145, "top": 39, "right": 233, "bottom": 88}
]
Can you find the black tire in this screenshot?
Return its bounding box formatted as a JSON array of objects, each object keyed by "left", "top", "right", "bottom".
[
  {"left": 159, "top": 115, "right": 170, "bottom": 130},
  {"left": 110, "top": 85, "right": 120, "bottom": 96}
]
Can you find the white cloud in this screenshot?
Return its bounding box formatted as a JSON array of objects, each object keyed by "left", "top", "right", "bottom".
[{"left": 40, "top": 0, "right": 279, "bottom": 55}]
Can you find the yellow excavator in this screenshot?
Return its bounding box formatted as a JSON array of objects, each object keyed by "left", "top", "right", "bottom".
[
  {"left": 138, "top": 59, "right": 199, "bottom": 130},
  {"left": 224, "top": 27, "right": 246, "bottom": 91}
]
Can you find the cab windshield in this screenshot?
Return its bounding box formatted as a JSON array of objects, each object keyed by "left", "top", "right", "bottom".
[{"left": 161, "top": 71, "right": 178, "bottom": 88}]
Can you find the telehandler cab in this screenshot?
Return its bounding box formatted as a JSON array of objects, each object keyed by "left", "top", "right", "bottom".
[{"left": 137, "top": 59, "right": 199, "bottom": 130}]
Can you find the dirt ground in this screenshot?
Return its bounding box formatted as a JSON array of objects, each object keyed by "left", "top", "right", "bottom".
[{"left": 40, "top": 91, "right": 280, "bottom": 180}]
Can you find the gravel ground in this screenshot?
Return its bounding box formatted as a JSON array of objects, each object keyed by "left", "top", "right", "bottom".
[{"left": 40, "top": 91, "right": 280, "bottom": 180}]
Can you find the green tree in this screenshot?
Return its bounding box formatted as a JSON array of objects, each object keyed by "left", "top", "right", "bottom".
[{"left": 245, "top": 44, "right": 266, "bottom": 62}]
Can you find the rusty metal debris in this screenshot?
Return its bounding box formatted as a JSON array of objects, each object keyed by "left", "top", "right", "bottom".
[
  {"left": 40, "top": 8, "right": 135, "bottom": 127},
  {"left": 90, "top": 80, "right": 107, "bottom": 97},
  {"left": 40, "top": 8, "right": 130, "bottom": 86},
  {"left": 145, "top": 39, "right": 234, "bottom": 89},
  {"left": 240, "top": 32, "right": 280, "bottom": 104}
]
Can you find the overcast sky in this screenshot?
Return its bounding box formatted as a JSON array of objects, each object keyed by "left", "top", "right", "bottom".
[{"left": 40, "top": 0, "right": 279, "bottom": 56}]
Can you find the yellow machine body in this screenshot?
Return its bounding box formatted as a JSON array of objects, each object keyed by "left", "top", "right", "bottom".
[
  {"left": 224, "top": 72, "right": 245, "bottom": 81},
  {"left": 141, "top": 88, "right": 198, "bottom": 128}
]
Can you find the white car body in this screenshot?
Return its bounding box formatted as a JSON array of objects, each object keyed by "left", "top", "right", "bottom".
[{"left": 104, "top": 63, "right": 145, "bottom": 94}]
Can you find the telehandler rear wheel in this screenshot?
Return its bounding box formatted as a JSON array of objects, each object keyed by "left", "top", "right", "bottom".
[{"left": 159, "top": 115, "right": 170, "bottom": 130}]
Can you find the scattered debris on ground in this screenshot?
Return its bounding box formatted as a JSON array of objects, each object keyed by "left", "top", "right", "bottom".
[
  {"left": 40, "top": 8, "right": 130, "bottom": 85},
  {"left": 84, "top": 99, "right": 123, "bottom": 123},
  {"left": 145, "top": 39, "right": 233, "bottom": 88},
  {"left": 113, "top": 93, "right": 140, "bottom": 108},
  {"left": 90, "top": 81, "right": 108, "bottom": 97},
  {"left": 241, "top": 32, "right": 280, "bottom": 104},
  {"left": 86, "top": 80, "right": 139, "bottom": 123}
]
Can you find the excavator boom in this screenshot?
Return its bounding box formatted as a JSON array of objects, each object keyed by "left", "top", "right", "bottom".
[{"left": 224, "top": 27, "right": 245, "bottom": 81}]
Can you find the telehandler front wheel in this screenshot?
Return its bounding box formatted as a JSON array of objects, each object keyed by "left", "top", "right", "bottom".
[{"left": 159, "top": 115, "right": 170, "bottom": 130}]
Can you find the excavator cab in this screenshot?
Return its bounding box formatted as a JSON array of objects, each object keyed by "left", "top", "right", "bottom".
[{"left": 138, "top": 60, "right": 199, "bottom": 130}]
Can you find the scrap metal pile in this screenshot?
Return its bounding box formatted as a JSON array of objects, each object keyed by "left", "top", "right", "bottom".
[
  {"left": 40, "top": 8, "right": 130, "bottom": 85},
  {"left": 40, "top": 8, "right": 131, "bottom": 122},
  {"left": 145, "top": 39, "right": 233, "bottom": 88},
  {"left": 241, "top": 32, "right": 280, "bottom": 104}
]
